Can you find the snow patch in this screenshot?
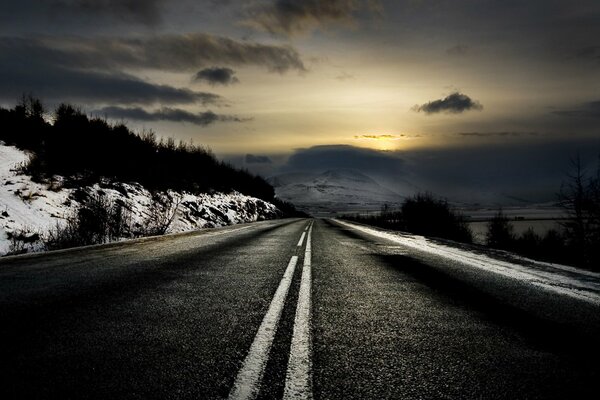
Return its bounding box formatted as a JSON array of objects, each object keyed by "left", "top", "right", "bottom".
[
  {"left": 336, "top": 219, "right": 600, "bottom": 305},
  {"left": 0, "top": 143, "right": 280, "bottom": 256}
]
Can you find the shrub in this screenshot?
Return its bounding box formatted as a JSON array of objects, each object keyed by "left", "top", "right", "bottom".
[
  {"left": 486, "top": 209, "right": 515, "bottom": 250},
  {"left": 400, "top": 193, "right": 473, "bottom": 243},
  {"left": 141, "top": 192, "right": 180, "bottom": 236},
  {"left": 342, "top": 192, "right": 473, "bottom": 243},
  {"left": 44, "top": 192, "right": 133, "bottom": 250}
]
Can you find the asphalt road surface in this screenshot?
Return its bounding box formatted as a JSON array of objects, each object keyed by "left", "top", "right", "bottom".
[{"left": 1, "top": 218, "right": 599, "bottom": 399}]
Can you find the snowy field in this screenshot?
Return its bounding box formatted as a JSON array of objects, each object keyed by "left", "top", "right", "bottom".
[{"left": 0, "top": 143, "right": 280, "bottom": 256}]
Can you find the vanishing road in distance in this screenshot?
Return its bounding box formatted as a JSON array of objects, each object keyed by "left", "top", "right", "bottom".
[{"left": 1, "top": 218, "right": 599, "bottom": 399}]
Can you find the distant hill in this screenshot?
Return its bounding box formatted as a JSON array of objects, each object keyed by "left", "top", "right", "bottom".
[{"left": 268, "top": 169, "right": 406, "bottom": 214}]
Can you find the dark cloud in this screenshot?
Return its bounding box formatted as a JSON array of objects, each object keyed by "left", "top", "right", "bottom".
[
  {"left": 402, "top": 138, "right": 600, "bottom": 204},
  {"left": 277, "top": 139, "right": 600, "bottom": 205},
  {"left": 245, "top": 154, "right": 272, "bottom": 164},
  {"left": 0, "top": 34, "right": 305, "bottom": 74},
  {"left": 244, "top": 0, "right": 380, "bottom": 35},
  {"left": 282, "top": 145, "right": 404, "bottom": 176},
  {"left": 0, "top": 62, "right": 222, "bottom": 105},
  {"left": 94, "top": 106, "right": 245, "bottom": 126},
  {"left": 194, "top": 67, "right": 239, "bottom": 86},
  {"left": 0, "top": 0, "right": 166, "bottom": 33},
  {"left": 446, "top": 44, "right": 470, "bottom": 56},
  {"left": 0, "top": 33, "right": 303, "bottom": 104},
  {"left": 414, "top": 92, "right": 483, "bottom": 114},
  {"left": 457, "top": 131, "right": 540, "bottom": 137},
  {"left": 59, "top": 0, "right": 164, "bottom": 25},
  {"left": 552, "top": 101, "right": 600, "bottom": 119},
  {"left": 574, "top": 46, "right": 600, "bottom": 64}
]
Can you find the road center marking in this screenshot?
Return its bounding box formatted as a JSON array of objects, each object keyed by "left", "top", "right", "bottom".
[
  {"left": 297, "top": 232, "right": 306, "bottom": 247},
  {"left": 228, "top": 255, "right": 299, "bottom": 400},
  {"left": 284, "top": 223, "right": 313, "bottom": 399}
]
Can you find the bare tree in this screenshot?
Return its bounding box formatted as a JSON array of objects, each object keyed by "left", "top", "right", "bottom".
[{"left": 558, "top": 155, "right": 600, "bottom": 268}]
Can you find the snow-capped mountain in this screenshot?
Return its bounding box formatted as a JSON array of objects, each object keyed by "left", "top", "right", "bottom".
[
  {"left": 0, "top": 143, "right": 280, "bottom": 256},
  {"left": 268, "top": 169, "right": 405, "bottom": 214}
]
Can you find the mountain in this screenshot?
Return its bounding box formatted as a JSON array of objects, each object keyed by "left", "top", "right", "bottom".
[{"left": 268, "top": 169, "right": 406, "bottom": 214}]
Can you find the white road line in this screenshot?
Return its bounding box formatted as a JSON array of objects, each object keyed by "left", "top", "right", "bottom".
[
  {"left": 297, "top": 232, "right": 306, "bottom": 247},
  {"left": 284, "top": 223, "right": 313, "bottom": 400},
  {"left": 228, "top": 256, "right": 299, "bottom": 400}
]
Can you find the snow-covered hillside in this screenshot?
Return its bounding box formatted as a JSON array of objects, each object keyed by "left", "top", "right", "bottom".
[
  {"left": 0, "top": 143, "right": 280, "bottom": 256},
  {"left": 269, "top": 169, "right": 404, "bottom": 214}
]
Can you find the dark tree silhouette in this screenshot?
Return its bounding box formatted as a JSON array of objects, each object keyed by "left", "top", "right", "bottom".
[
  {"left": 486, "top": 209, "right": 515, "bottom": 250},
  {"left": 0, "top": 97, "right": 279, "bottom": 203},
  {"left": 559, "top": 156, "right": 600, "bottom": 268}
]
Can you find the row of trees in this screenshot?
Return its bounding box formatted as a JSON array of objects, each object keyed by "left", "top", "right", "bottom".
[
  {"left": 487, "top": 157, "right": 599, "bottom": 269},
  {"left": 343, "top": 157, "right": 599, "bottom": 271},
  {"left": 0, "top": 96, "right": 275, "bottom": 201}
]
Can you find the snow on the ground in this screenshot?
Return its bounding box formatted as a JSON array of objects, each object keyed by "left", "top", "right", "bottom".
[
  {"left": 336, "top": 219, "right": 600, "bottom": 305},
  {"left": 0, "top": 143, "right": 280, "bottom": 256}
]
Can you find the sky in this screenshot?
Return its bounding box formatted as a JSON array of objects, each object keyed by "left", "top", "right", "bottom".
[{"left": 1, "top": 0, "right": 599, "bottom": 204}]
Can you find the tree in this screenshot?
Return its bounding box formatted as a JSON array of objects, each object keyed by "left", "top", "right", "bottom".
[
  {"left": 486, "top": 209, "right": 515, "bottom": 250},
  {"left": 558, "top": 155, "right": 600, "bottom": 269}
]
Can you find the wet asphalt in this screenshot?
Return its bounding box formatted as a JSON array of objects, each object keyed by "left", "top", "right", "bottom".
[{"left": 0, "top": 218, "right": 598, "bottom": 399}]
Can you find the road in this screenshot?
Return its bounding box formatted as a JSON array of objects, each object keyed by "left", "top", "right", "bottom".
[{"left": 1, "top": 218, "right": 599, "bottom": 399}]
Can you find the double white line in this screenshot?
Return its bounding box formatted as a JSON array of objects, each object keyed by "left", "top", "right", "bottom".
[{"left": 229, "top": 221, "right": 314, "bottom": 400}]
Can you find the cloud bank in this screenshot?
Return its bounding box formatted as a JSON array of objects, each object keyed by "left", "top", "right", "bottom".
[
  {"left": 0, "top": 33, "right": 305, "bottom": 105},
  {"left": 272, "top": 138, "right": 600, "bottom": 204}
]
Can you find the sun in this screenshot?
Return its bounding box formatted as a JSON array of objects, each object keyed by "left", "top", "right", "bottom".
[{"left": 353, "top": 134, "right": 403, "bottom": 151}]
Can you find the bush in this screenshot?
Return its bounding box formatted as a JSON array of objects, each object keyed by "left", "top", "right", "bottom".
[
  {"left": 486, "top": 209, "right": 515, "bottom": 250},
  {"left": 400, "top": 193, "right": 473, "bottom": 243},
  {"left": 44, "top": 192, "right": 133, "bottom": 250},
  {"left": 141, "top": 192, "right": 180, "bottom": 236},
  {"left": 342, "top": 192, "right": 473, "bottom": 243}
]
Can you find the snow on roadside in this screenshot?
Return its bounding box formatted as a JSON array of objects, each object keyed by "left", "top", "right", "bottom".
[
  {"left": 335, "top": 219, "right": 600, "bottom": 305},
  {"left": 0, "top": 143, "right": 280, "bottom": 256}
]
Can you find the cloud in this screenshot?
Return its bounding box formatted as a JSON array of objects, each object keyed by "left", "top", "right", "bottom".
[
  {"left": 282, "top": 144, "right": 404, "bottom": 176},
  {"left": 414, "top": 92, "right": 483, "bottom": 114},
  {"left": 58, "top": 0, "right": 165, "bottom": 25},
  {"left": 552, "top": 101, "right": 600, "bottom": 119},
  {"left": 0, "top": 0, "right": 166, "bottom": 31},
  {"left": 457, "top": 131, "right": 540, "bottom": 137},
  {"left": 0, "top": 34, "right": 305, "bottom": 74},
  {"left": 277, "top": 139, "right": 600, "bottom": 205},
  {"left": 357, "top": 134, "right": 399, "bottom": 139},
  {"left": 574, "top": 46, "right": 600, "bottom": 64},
  {"left": 446, "top": 44, "right": 470, "bottom": 56},
  {"left": 0, "top": 61, "right": 222, "bottom": 105},
  {"left": 402, "top": 138, "right": 600, "bottom": 203},
  {"left": 0, "top": 33, "right": 304, "bottom": 104},
  {"left": 244, "top": 0, "right": 380, "bottom": 35},
  {"left": 194, "top": 67, "right": 239, "bottom": 86},
  {"left": 354, "top": 134, "right": 421, "bottom": 140},
  {"left": 94, "top": 106, "right": 246, "bottom": 126},
  {"left": 245, "top": 154, "right": 272, "bottom": 164},
  {"left": 335, "top": 71, "right": 355, "bottom": 81}
]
